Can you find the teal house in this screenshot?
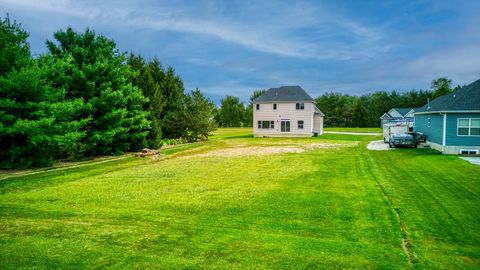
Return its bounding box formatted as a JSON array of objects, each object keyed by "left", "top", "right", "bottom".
[{"left": 414, "top": 79, "right": 480, "bottom": 154}]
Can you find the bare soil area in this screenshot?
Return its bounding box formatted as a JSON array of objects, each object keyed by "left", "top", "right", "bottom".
[{"left": 187, "top": 142, "right": 351, "bottom": 158}]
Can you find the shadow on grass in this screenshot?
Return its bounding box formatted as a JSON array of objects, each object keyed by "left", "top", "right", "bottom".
[
  {"left": 0, "top": 158, "right": 144, "bottom": 194},
  {"left": 224, "top": 134, "right": 254, "bottom": 139}
]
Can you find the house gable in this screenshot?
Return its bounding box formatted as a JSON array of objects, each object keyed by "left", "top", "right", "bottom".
[
  {"left": 388, "top": 109, "right": 403, "bottom": 118},
  {"left": 389, "top": 108, "right": 414, "bottom": 118}
]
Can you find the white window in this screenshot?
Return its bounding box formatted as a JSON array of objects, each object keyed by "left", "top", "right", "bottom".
[
  {"left": 296, "top": 103, "right": 304, "bottom": 110},
  {"left": 256, "top": 104, "right": 260, "bottom": 110},
  {"left": 298, "top": 120, "right": 304, "bottom": 129},
  {"left": 458, "top": 118, "right": 480, "bottom": 136},
  {"left": 258, "top": 120, "right": 274, "bottom": 129},
  {"left": 472, "top": 119, "right": 480, "bottom": 135},
  {"left": 460, "top": 149, "right": 479, "bottom": 155},
  {"left": 273, "top": 104, "right": 277, "bottom": 110}
]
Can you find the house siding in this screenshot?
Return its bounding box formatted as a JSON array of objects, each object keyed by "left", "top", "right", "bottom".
[
  {"left": 415, "top": 112, "right": 480, "bottom": 154},
  {"left": 253, "top": 102, "right": 316, "bottom": 136},
  {"left": 414, "top": 113, "right": 444, "bottom": 145},
  {"left": 445, "top": 113, "right": 480, "bottom": 146}
]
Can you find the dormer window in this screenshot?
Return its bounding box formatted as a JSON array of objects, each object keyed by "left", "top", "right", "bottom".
[
  {"left": 256, "top": 104, "right": 260, "bottom": 110},
  {"left": 273, "top": 104, "right": 277, "bottom": 110},
  {"left": 296, "top": 103, "right": 304, "bottom": 110}
]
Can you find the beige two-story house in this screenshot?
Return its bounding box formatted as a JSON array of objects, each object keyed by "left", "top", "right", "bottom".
[{"left": 253, "top": 86, "right": 324, "bottom": 137}]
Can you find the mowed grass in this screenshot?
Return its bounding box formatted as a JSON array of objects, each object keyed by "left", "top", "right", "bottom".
[{"left": 0, "top": 128, "right": 479, "bottom": 269}]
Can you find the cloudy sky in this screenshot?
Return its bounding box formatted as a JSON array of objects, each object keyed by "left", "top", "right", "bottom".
[{"left": 2, "top": 0, "right": 480, "bottom": 102}]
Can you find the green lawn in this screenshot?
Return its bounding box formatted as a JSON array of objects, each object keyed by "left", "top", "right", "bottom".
[
  {"left": 325, "top": 127, "right": 382, "bottom": 133},
  {"left": 1, "top": 128, "right": 479, "bottom": 269}
]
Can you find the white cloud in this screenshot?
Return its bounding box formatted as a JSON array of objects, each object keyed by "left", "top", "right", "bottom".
[
  {"left": 0, "top": 0, "right": 387, "bottom": 61},
  {"left": 0, "top": 0, "right": 99, "bottom": 19}
]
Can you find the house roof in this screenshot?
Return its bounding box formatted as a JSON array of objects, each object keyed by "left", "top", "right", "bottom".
[
  {"left": 253, "top": 86, "right": 314, "bottom": 103},
  {"left": 379, "top": 112, "right": 392, "bottom": 119},
  {"left": 415, "top": 79, "right": 480, "bottom": 113},
  {"left": 392, "top": 108, "right": 414, "bottom": 116},
  {"left": 314, "top": 105, "right": 325, "bottom": 116},
  {"left": 380, "top": 108, "right": 413, "bottom": 119}
]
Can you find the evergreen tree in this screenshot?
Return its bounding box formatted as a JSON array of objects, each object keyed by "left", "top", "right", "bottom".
[
  {"left": 161, "top": 67, "right": 186, "bottom": 138},
  {"left": 245, "top": 89, "right": 266, "bottom": 127},
  {"left": 0, "top": 20, "right": 89, "bottom": 167},
  {"left": 431, "top": 77, "right": 452, "bottom": 99},
  {"left": 164, "top": 89, "right": 217, "bottom": 142},
  {"left": 218, "top": 96, "right": 245, "bottom": 127},
  {"left": 46, "top": 28, "right": 150, "bottom": 155},
  {"left": 128, "top": 54, "right": 166, "bottom": 148},
  {"left": 351, "top": 99, "right": 367, "bottom": 127},
  {"left": 0, "top": 15, "right": 30, "bottom": 74}
]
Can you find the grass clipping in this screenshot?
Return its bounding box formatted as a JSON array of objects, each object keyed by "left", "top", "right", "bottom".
[{"left": 187, "top": 142, "right": 353, "bottom": 158}]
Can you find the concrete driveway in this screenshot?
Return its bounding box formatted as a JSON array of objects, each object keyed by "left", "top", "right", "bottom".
[{"left": 367, "top": 140, "right": 393, "bottom": 151}]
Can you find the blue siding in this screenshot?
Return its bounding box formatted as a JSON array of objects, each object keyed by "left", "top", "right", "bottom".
[
  {"left": 414, "top": 113, "right": 444, "bottom": 144},
  {"left": 446, "top": 113, "right": 480, "bottom": 146}
]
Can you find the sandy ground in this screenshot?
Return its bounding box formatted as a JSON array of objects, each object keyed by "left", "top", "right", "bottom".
[
  {"left": 367, "top": 140, "right": 393, "bottom": 151},
  {"left": 184, "top": 142, "right": 351, "bottom": 158}
]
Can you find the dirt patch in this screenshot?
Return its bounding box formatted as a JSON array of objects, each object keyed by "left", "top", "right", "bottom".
[
  {"left": 136, "top": 148, "right": 160, "bottom": 158},
  {"left": 185, "top": 143, "right": 350, "bottom": 158}
]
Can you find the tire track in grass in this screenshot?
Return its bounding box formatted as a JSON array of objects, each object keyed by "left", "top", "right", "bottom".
[{"left": 361, "top": 150, "right": 415, "bottom": 266}]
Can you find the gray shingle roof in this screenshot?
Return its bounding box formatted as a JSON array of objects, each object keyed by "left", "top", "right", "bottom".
[
  {"left": 253, "top": 86, "right": 314, "bottom": 103},
  {"left": 393, "top": 108, "right": 413, "bottom": 116},
  {"left": 415, "top": 79, "right": 480, "bottom": 113}
]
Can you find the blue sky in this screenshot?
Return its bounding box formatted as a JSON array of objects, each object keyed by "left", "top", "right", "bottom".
[{"left": 2, "top": 0, "right": 480, "bottom": 103}]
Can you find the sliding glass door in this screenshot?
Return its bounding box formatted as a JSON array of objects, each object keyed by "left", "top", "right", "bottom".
[{"left": 281, "top": 120, "right": 290, "bottom": 132}]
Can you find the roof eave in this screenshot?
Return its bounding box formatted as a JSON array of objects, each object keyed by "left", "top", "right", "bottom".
[
  {"left": 413, "top": 110, "right": 480, "bottom": 115},
  {"left": 253, "top": 99, "right": 315, "bottom": 104}
]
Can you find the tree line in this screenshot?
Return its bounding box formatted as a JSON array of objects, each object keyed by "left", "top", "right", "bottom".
[
  {"left": 215, "top": 78, "right": 460, "bottom": 128},
  {"left": 0, "top": 16, "right": 216, "bottom": 168}
]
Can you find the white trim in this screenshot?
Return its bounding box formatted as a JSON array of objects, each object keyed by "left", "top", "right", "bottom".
[
  {"left": 405, "top": 109, "right": 415, "bottom": 116},
  {"left": 253, "top": 100, "right": 315, "bottom": 104},
  {"left": 457, "top": 118, "right": 480, "bottom": 137},
  {"left": 442, "top": 113, "right": 447, "bottom": 150},
  {"left": 310, "top": 115, "right": 314, "bottom": 132},
  {"left": 379, "top": 113, "right": 391, "bottom": 120},
  {"left": 414, "top": 110, "right": 480, "bottom": 115}
]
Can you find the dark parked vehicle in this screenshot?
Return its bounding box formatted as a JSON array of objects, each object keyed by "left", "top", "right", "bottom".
[{"left": 389, "top": 132, "right": 425, "bottom": 148}]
